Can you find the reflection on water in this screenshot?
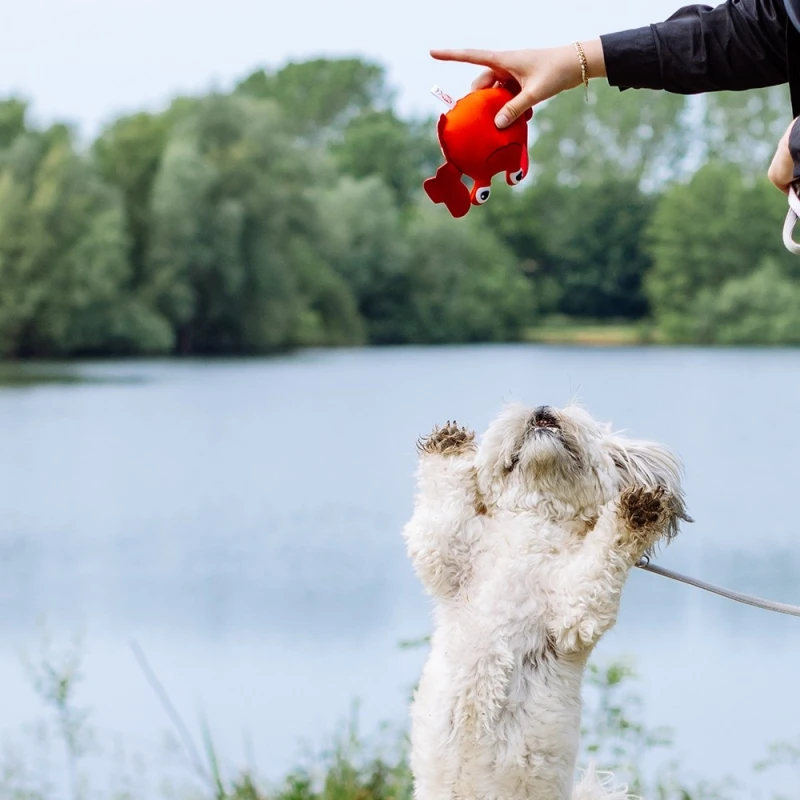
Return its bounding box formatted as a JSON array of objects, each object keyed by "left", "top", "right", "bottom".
[{"left": 0, "top": 346, "right": 798, "bottom": 796}]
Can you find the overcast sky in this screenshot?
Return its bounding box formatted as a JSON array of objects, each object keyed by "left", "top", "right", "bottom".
[{"left": 1, "top": 0, "right": 684, "bottom": 137}]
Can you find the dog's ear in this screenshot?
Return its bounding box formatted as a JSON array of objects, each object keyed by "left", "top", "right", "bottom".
[{"left": 605, "top": 436, "right": 692, "bottom": 543}]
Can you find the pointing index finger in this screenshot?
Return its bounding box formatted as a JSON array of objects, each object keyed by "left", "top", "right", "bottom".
[{"left": 430, "top": 49, "right": 500, "bottom": 68}]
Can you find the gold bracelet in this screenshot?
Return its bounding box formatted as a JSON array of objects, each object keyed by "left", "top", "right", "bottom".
[{"left": 574, "top": 41, "right": 589, "bottom": 102}]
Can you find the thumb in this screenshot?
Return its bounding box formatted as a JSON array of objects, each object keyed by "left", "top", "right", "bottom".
[{"left": 495, "top": 91, "right": 533, "bottom": 129}]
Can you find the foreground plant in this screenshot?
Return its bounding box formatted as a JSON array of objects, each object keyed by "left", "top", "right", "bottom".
[{"left": 0, "top": 634, "right": 791, "bottom": 800}]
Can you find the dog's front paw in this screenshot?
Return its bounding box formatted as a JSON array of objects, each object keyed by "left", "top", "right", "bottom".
[
  {"left": 617, "top": 485, "right": 672, "bottom": 555},
  {"left": 619, "top": 485, "right": 669, "bottom": 532},
  {"left": 417, "top": 421, "right": 476, "bottom": 456}
]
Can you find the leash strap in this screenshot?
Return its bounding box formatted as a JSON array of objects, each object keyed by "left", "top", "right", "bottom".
[
  {"left": 783, "top": 185, "right": 800, "bottom": 255},
  {"left": 636, "top": 557, "right": 800, "bottom": 618}
]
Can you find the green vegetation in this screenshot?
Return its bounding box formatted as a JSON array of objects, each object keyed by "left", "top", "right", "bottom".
[
  {"left": 0, "top": 63, "right": 796, "bottom": 357},
  {"left": 3, "top": 637, "right": 797, "bottom": 800}
]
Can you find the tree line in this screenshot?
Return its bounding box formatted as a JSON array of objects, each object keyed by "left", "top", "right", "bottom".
[{"left": 0, "top": 57, "right": 796, "bottom": 358}]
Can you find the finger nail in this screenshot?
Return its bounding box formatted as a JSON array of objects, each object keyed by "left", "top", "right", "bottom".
[{"left": 495, "top": 113, "right": 509, "bottom": 128}]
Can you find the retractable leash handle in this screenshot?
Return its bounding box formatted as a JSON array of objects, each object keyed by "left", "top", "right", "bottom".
[{"left": 783, "top": 183, "right": 800, "bottom": 255}]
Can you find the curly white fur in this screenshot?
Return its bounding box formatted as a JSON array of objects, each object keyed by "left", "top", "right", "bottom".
[{"left": 403, "top": 403, "right": 689, "bottom": 800}]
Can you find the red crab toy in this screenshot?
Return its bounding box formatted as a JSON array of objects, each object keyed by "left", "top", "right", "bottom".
[{"left": 423, "top": 86, "right": 532, "bottom": 218}]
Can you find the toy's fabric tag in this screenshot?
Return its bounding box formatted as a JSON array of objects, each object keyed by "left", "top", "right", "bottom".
[{"left": 430, "top": 85, "right": 456, "bottom": 109}]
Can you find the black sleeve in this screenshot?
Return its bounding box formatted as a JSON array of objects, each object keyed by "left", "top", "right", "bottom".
[{"left": 600, "top": 0, "right": 788, "bottom": 94}]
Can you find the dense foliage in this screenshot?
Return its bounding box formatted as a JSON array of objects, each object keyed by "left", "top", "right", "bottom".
[{"left": 0, "top": 61, "right": 796, "bottom": 357}]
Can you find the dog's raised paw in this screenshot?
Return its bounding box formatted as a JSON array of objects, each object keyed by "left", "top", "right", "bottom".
[
  {"left": 417, "top": 421, "right": 476, "bottom": 456},
  {"left": 618, "top": 485, "right": 669, "bottom": 534}
]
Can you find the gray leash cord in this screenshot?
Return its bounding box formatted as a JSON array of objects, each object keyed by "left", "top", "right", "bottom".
[{"left": 636, "top": 557, "right": 800, "bottom": 618}]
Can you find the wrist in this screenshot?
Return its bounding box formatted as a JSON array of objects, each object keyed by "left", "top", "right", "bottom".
[
  {"left": 554, "top": 40, "right": 607, "bottom": 95},
  {"left": 552, "top": 44, "right": 585, "bottom": 91},
  {"left": 580, "top": 39, "right": 607, "bottom": 80}
]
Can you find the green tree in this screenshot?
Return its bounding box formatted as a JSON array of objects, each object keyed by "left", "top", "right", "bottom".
[
  {"left": 485, "top": 177, "right": 655, "bottom": 320},
  {"left": 665, "top": 258, "right": 800, "bottom": 344},
  {"left": 236, "top": 58, "right": 388, "bottom": 139},
  {"left": 315, "top": 177, "right": 532, "bottom": 344},
  {"left": 398, "top": 207, "right": 534, "bottom": 344},
  {"left": 699, "top": 87, "right": 790, "bottom": 177},
  {"left": 645, "top": 162, "right": 792, "bottom": 338},
  {"left": 289, "top": 239, "right": 366, "bottom": 348},
  {"left": 312, "top": 174, "right": 409, "bottom": 340},
  {"left": 146, "top": 94, "right": 363, "bottom": 354},
  {"left": 0, "top": 129, "right": 171, "bottom": 357},
  {"left": 0, "top": 98, "right": 28, "bottom": 152},
  {"left": 93, "top": 111, "right": 172, "bottom": 286},
  {"left": 331, "top": 110, "right": 441, "bottom": 206},
  {"left": 531, "top": 82, "right": 690, "bottom": 189}
]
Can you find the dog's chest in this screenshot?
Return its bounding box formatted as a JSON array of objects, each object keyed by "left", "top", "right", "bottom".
[{"left": 470, "top": 515, "right": 568, "bottom": 614}]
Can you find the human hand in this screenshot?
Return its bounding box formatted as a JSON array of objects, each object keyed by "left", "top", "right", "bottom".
[
  {"left": 430, "top": 41, "right": 606, "bottom": 129},
  {"left": 768, "top": 118, "right": 799, "bottom": 194}
]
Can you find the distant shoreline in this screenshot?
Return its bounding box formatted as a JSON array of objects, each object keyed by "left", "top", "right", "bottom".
[
  {"left": 524, "top": 321, "right": 651, "bottom": 346},
  {"left": 3, "top": 329, "right": 800, "bottom": 387}
]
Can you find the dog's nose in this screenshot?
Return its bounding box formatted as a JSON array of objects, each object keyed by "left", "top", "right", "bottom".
[{"left": 531, "top": 406, "right": 559, "bottom": 428}]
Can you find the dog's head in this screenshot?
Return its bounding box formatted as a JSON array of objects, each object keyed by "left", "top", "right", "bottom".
[{"left": 475, "top": 403, "right": 689, "bottom": 538}]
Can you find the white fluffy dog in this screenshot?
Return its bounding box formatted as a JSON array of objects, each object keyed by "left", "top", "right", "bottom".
[{"left": 403, "top": 403, "right": 690, "bottom": 800}]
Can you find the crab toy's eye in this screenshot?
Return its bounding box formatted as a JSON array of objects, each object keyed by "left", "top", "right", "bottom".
[
  {"left": 509, "top": 169, "right": 525, "bottom": 185},
  {"left": 475, "top": 187, "right": 491, "bottom": 205}
]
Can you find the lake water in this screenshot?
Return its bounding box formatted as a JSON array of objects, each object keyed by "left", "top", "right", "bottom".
[{"left": 0, "top": 345, "right": 799, "bottom": 798}]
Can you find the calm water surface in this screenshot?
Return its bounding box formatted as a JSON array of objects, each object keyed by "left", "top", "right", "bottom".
[{"left": 0, "top": 345, "right": 798, "bottom": 796}]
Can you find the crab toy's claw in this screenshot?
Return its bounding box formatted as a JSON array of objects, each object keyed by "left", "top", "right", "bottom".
[{"left": 423, "top": 162, "right": 471, "bottom": 219}]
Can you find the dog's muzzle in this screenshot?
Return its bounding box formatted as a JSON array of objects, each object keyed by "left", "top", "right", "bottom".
[{"left": 530, "top": 406, "right": 561, "bottom": 434}]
